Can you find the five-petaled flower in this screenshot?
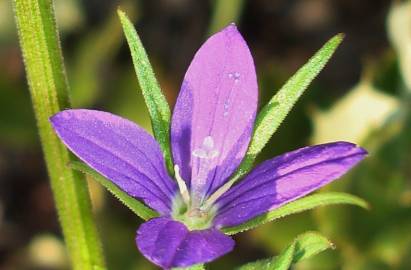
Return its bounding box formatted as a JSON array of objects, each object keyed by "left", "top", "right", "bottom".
[{"left": 50, "top": 24, "right": 367, "bottom": 269}]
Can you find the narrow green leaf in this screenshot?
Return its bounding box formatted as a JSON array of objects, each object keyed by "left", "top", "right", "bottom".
[
  {"left": 232, "top": 34, "right": 344, "bottom": 181},
  {"left": 237, "top": 232, "right": 333, "bottom": 270},
  {"left": 70, "top": 161, "right": 158, "bottom": 221},
  {"left": 118, "top": 9, "right": 173, "bottom": 173},
  {"left": 222, "top": 192, "right": 368, "bottom": 235},
  {"left": 13, "top": 0, "right": 105, "bottom": 269}
]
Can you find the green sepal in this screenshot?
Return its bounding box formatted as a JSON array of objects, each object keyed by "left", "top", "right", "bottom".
[
  {"left": 232, "top": 34, "right": 344, "bottom": 182},
  {"left": 70, "top": 161, "right": 158, "bottom": 221},
  {"left": 118, "top": 9, "right": 173, "bottom": 173},
  {"left": 222, "top": 192, "right": 368, "bottom": 235},
  {"left": 237, "top": 231, "right": 334, "bottom": 270}
]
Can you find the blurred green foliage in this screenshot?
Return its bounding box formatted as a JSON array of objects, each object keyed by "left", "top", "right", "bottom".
[{"left": 1, "top": 0, "right": 411, "bottom": 269}]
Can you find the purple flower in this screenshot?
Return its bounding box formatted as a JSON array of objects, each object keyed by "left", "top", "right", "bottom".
[{"left": 50, "top": 25, "right": 367, "bottom": 269}]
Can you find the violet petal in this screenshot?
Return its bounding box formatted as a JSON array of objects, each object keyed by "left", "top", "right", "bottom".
[
  {"left": 136, "top": 217, "right": 234, "bottom": 269},
  {"left": 171, "top": 24, "right": 258, "bottom": 201},
  {"left": 50, "top": 109, "right": 177, "bottom": 214},
  {"left": 214, "top": 142, "right": 367, "bottom": 228}
]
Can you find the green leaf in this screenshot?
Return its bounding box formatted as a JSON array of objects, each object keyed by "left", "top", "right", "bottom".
[
  {"left": 232, "top": 34, "right": 344, "bottom": 182},
  {"left": 270, "top": 244, "right": 295, "bottom": 270},
  {"left": 291, "top": 232, "right": 334, "bottom": 262},
  {"left": 237, "top": 232, "right": 334, "bottom": 270},
  {"left": 13, "top": 0, "right": 106, "bottom": 269},
  {"left": 118, "top": 9, "right": 173, "bottom": 173},
  {"left": 70, "top": 161, "right": 158, "bottom": 221},
  {"left": 222, "top": 192, "right": 368, "bottom": 235}
]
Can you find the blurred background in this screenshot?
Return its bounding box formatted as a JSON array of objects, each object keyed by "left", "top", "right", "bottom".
[{"left": 1, "top": 0, "right": 411, "bottom": 269}]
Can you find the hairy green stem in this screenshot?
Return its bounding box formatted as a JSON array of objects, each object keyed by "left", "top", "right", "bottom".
[{"left": 13, "top": 0, "right": 106, "bottom": 269}]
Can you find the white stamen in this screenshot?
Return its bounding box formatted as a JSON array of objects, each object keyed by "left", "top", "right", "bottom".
[
  {"left": 203, "top": 178, "right": 236, "bottom": 209},
  {"left": 174, "top": 165, "right": 190, "bottom": 205}
]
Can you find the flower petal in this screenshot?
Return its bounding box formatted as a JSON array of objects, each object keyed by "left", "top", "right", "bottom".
[
  {"left": 171, "top": 24, "right": 258, "bottom": 201},
  {"left": 214, "top": 142, "right": 367, "bottom": 228},
  {"left": 136, "top": 217, "right": 234, "bottom": 269},
  {"left": 50, "top": 109, "right": 177, "bottom": 214}
]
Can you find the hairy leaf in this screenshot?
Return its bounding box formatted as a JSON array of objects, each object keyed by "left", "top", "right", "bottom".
[
  {"left": 70, "top": 161, "right": 158, "bottom": 220},
  {"left": 232, "top": 34, "right": 344, "bottom": 181},
  {"left": 222, "top": 192, "right": 368, "bottom": 235},
  {"left": 118, "top": 9, "right": 173, "bottom": 173},
  {"left": 237, "top": 232, "right": 334, "bottom": 270}
]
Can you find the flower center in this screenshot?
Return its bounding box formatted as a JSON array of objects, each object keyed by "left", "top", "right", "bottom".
[
  {"left": 172, "top": 196, "right": 216, "bottom": 231},
  {"left": 172, "top": 165, "right": 217, "bottom": 230}
]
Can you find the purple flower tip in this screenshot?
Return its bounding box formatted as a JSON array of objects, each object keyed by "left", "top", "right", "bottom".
[{"left": 49, "top": 25, "right": 368, "bottom": 269}]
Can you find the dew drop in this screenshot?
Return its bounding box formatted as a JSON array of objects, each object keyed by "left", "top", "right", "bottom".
[{"left": 228, "top": 72, "right": 241, "bottom": 83}]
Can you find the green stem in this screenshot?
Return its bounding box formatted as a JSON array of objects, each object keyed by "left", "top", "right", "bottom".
[{"left": 13, "top": 0, "right": 106, "bottom": 269}]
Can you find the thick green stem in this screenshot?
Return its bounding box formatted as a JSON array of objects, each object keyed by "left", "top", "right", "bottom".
[{"left": 13, "top": 0, "right": 106, "bottom": 269}]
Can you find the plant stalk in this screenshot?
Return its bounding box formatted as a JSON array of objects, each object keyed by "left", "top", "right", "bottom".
[{"left": 13, "top": 0, "right": 106, "bottom": 269}]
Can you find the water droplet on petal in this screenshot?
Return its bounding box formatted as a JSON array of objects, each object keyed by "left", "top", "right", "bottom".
[
  {"left": 228, "top": 72, "right": 241, "bottom": 82},
  {"left": 233, "top": 72, "right": 241, "bottom": 83}
]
